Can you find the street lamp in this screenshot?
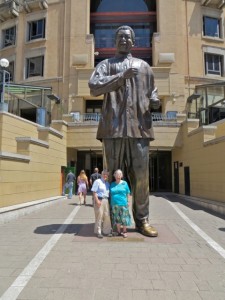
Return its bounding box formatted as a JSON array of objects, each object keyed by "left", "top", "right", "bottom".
[
  {"left": 0, "top": 58, "right": 9, "bottom": 68},
  {"left": 0, "top": 58, "right": 10, "bottom": 111}
]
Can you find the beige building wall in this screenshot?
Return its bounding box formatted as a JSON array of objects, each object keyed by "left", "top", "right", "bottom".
[
  {"left": 0, "top": 112, "right": 67, "bottom": 208},
  {"left": 172, "top": 118, "right": 225, "bottom": 202}
]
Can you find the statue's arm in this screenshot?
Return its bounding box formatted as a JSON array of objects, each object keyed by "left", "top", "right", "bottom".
[
  {"left": 145, "top": 64, "right": 161, "bottom": 110},
  {"left": 88, "top": 62, "right": 124, "bottom": 97}
]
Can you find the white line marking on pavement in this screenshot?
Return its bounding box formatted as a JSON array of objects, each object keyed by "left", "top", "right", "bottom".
[
  {"left": 168, "top": 200, "right": 225, "bottom": 260},
  {"left": 0, "top": 205, "right": 80, "bottom": 300}
]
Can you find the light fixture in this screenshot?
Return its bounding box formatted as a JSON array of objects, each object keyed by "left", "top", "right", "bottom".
[
  {"left": 187, "top": 93, "right": 201, "bottom": 103},
  {"left": 47, "top": 94, "right": 61, "bottom": 104},
  {"left": 0, "top": 58, "right": 10, "bottom": 107},
  {"left": 171, "top": 92, "right": 177, "bottom": 103},
  {"left": 0, "top": 58, "right": 9, "bottom": 68}
]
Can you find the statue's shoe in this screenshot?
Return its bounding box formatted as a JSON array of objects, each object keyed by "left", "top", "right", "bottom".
[{"left": 136, "top": 221, "right": 158, "bottom": 237}]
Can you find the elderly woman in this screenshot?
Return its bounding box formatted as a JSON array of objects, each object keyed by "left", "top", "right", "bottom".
[{"left": 110, "top": 169, "right": 131, "bottom": 238}]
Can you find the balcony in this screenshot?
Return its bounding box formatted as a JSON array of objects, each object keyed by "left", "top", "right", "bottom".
[
  {"left": 66, "top": 112, "right": 179, "bottom": 127},
  {"left": 23, "top": 0, "right": 48, "bottom": 12},
  {"left": 64, "top": 113, "right": 180, "bottom": 150},
  {"left": 201, "top": 0, "right": 225, "bottom": 9},
  {"left": 0, "top": 0, "right": 20, "bottom": 22}
]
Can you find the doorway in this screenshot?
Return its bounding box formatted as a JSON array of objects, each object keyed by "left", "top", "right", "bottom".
[
  {"left": 149, "top": 151, "right": 172, "bottom": 192},
  {"left": 184, "top": 166, "right": 190, "bottom": 196},
  {"left": 77, "top": 150, "right": 103, "bottom": 180},
  {"left": 173, "top": 161, "right": 179, "bottom": 193}
]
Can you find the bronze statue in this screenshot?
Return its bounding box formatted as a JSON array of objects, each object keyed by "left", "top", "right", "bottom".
[{"left": 89, "top": 25, "right": 160, "bottom": 237}]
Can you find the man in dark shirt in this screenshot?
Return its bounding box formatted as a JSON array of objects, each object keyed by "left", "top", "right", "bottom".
[
  {"left": 89, "top": 25, "right": 160, "bottom": 237},
  {"left": 62, "top": 171, "right": 76, "bottom": 199},
  {"left": 90, "top": 167, "right": 101, "bottom": 206},
  {"left": 90, "top": 167, "right": 101, "bottom": 186}
]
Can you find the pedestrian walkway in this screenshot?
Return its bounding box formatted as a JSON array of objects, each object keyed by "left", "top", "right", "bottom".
[{"left": 0, "top": 193, "right": 225, "bottom": 300}]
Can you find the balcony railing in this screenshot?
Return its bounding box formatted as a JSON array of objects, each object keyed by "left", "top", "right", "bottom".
[
  {"left": 70, "top": 113, "right": 101, "bottom": 125},
  {"left": 152, "top": 112, "right": 178, "bottom": 126},
  {"left": 68, "top": 112, "right": 178, "bottom": 127}
]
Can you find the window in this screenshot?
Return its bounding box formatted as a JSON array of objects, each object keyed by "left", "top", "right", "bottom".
[
  {"left": 8, "top": 61, "right": 14, "bottom": 82},
  {"left": 86, "top": 100, "right": 103, "bottom": 113},
  {"left": 92, "top": 23, "right": 154, "bottom": 48},
  {"left": 205, "top": 53, "right": 223, "bottom": 76},
  {"left": 91, "top": 0, "right": 156, "bottom": 12},
  {"left": 28, "top": 19, "right": 45, "bottom": 41},
  {"left": 90, "top": 0, "right": 156, "bottom": 65},
  {"left": 26, "top": 56, "right": 44, "bottom": 78},
  {"left": 203, "top": 16, "right": 221, "bottom": 38},
  {"left": 3, "top": 26, "right": 16, "bottom": 47}
]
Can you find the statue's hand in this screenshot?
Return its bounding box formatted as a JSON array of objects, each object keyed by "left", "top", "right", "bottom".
[
  {"left": 150, "top": 98, "right": 161, "bottom": 110},
  {"left": 123, "top": 67, "right": 138, "bottom": 79},
  {"left": 150, "top": 87, "right": 161, "bottom": 109}
]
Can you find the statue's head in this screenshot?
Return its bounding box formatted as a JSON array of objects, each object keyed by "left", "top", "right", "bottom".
[{"left": 115, "top": 25, "right": 135, "bottom": 54}]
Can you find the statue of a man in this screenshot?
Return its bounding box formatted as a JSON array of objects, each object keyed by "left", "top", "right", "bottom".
[{"left": 89, "top": 25, "right": 160, "bottom": 237}]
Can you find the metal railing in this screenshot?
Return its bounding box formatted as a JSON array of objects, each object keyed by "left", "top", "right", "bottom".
[
  {"left": 71, "top": 113, "right": 101, "bottom": 124},
  {"left": 70, "top": 112, "right": 178, "bottom": 127},
  {"left": 152, "top": 112, "right": 178, "bottom": 126}
]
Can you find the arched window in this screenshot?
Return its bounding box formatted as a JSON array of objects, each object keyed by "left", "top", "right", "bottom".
[
  {"left": 97, "top": 0, "right": 148, "bottom": 12},
  {"left": 91, "top": 0, "right": 156, "bottom": 13},
  {"left": 90, "top": 0, "right": 156, "bottom": 65}
]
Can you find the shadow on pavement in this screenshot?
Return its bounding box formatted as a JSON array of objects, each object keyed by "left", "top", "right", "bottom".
[
  {"left": 218, "top": 228, "right": 225, "bottom": 232},
  {"left": 68, "top": 203, "right": 93, "bottom": 208},
  {"left": 154, "top": 192, "right": 225, "bottom": 221},
  {"left": 34, "top": 223, "right": 95, "bottom": 236},
  {"left": 34, "top": 222, "right": 181, "bottom": 243}
]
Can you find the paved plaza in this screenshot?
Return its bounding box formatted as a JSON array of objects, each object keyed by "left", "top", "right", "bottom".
[{"left": 0, "top": 193, "right": 225, "bottom": 300}]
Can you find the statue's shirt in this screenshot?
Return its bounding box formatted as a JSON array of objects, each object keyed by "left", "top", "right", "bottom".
[{"left": 89, "top": 53, "right": 156, "bottom": 140}]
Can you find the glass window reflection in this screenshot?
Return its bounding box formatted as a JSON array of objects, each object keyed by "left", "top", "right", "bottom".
[
  {"left": 203, "top": 16, "right": 220, "bottom": 38},
  {"left": 96, "top": 0, "right": 148, "bottom": 12},
  {"left": 92, "top": 23, "right": 154, "bottom": 48},
  {"left": 90, "top": 0, "right": 156, "bottom": 65}
]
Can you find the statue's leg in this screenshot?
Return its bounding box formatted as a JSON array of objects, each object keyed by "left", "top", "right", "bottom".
[
  {"left": 126, "top": 138, "right": 158, "bottom": 237},
  {"left": 102, "top": 139, "right": 125, "bottom": 182},
  {"left": 102, "top": 138, "right": 125, "bottom": 234}
]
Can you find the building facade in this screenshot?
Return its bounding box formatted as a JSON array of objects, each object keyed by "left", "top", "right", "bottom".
[{"left": 1, "top": 0, "right": 225, "bottom": 207}]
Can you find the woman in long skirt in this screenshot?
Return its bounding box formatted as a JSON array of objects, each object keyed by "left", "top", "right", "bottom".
[{"left": 110, "top": 169, "right": 131, "bottom": 238}]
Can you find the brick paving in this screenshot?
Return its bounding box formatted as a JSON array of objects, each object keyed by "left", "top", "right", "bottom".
[{"left": 0, "top": 193, "right": 225, "bottom": 300}]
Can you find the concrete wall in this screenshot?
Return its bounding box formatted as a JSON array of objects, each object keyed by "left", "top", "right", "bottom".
[
  {"left": 173, "top": 119, "right": 225, "bottom": 202},
  {"left": 0, "top": 112, "right": 67, "bottom": 208}
]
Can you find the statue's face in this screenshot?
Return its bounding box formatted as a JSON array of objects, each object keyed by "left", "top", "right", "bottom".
[{"left": 115, "top": 29, "right": 134, "bottom": 54}]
